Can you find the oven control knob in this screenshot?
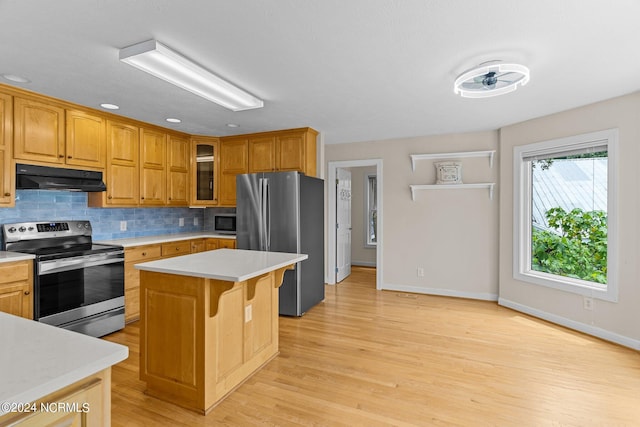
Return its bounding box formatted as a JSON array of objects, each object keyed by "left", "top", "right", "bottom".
[
  {"left": 7, "top": 227, "right": 16, "bottom": 233},
  {"left": 28, "top": 227, "right": 34, "bottom": 231},
  {"left": 84, "top": 223, "right": 90, "bottom": 229},
  {"left": 18, "top": 226, "right": 26, "bottom": 232}
]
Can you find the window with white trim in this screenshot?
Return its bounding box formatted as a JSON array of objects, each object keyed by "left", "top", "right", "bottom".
[
  {"left": 365, "top": 174, "right": 377, "bottom": 246},
  {"left": 513, "top": 129, "right": 618, "bottom": 301}
]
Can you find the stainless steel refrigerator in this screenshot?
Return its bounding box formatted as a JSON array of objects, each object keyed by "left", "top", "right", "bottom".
[{"left": 236, "top": 171, "right": 324, "bottom": 316}]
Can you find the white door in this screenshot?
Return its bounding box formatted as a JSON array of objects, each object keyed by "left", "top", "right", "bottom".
[{"left": 336, "top": 168, "right": 352, "bottom": 282}]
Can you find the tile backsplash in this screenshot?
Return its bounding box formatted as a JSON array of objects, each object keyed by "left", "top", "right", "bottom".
[{"left": 0, "top": 190, "right": 207, "bottom": 243}]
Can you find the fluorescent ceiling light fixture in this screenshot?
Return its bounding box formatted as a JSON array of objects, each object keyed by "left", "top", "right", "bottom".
[
  {"left": 166, "top": 117, "right": 181, "bottom": 123},
  {"left": 119, "top": 40, "right": 263, "bottom": 111},
  {"left": 454, "top": 63, "right": 530, "bottom": 98}
]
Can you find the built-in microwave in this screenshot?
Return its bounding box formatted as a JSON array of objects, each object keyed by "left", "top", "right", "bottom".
[{"left": 213, "top": 214, "right": 236, "bottom": 235}]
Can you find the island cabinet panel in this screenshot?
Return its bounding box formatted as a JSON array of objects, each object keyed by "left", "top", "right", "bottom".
[
  {"left": 0, "top": 260, "right": 33, "bottom": 319},
  {"left": 139, "top": 268, "right": 280, "bottom": 414}
]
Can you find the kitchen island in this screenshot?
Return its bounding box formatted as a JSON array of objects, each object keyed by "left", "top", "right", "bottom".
[
  {"left": 0, "top": 312, "right": 128, "bottom": 425},
  {"left": 134, "top": 249, "right": 307, "bottom": 414}
]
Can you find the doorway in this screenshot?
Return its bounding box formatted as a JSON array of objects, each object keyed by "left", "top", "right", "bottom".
[{"left": 327, "top": 159, "right": 383, "bottom": 289}]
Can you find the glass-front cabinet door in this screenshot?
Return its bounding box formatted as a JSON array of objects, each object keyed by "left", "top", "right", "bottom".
[{"left": 190, "top": 137, "right": 219, "bottom": 206}]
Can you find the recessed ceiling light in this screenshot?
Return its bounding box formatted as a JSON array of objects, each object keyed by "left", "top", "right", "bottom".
[
  {"left": 2, "top": 74, "right": 30, "bottom": 83},
  {"left": 166, "top": 118, "right": 181, "bottom": 123},
  {"left": 226, "top": 123, "right": 239, "bottom": 128},
  {"left": 100, "top": 103, "right": 120, "bottom": 110}
]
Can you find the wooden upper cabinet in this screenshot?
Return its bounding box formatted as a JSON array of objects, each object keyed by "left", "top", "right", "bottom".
[
  {"left": 190, "top": 136, "right": 219, "bottom": 206},
  {"left": 65, "top": 109, "right": 106, "bottom": 168},
  {"left": 167, "top": 134, "right": 190, "bottom": 206},
  {"left": 89, "top": 120, "right": 139, "bottom": 207},
  {"left": 0, "top": 93, "right": 13, "bottom": 207},
  {"left": 13, "top": 97, "right": 65, "bottom": 164},
  {"left": 247, "top": 128, "right": 318, "bottom": 176},
  {"left": 248, "top": 135, "right": 276, "bottom": 172},
  {"left": 140, "top": 127, "right": 167, "bottom": 206},
  {"left": 277, "top": 132, "right": 307, "bottom": 172},
  {"left": 219, "top": 137, "right": 248, "bottom": 206}
]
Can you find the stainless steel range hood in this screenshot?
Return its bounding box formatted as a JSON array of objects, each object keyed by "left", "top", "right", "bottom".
[{"left": 16, "top": 163, "right": 107, "bottom": 192}]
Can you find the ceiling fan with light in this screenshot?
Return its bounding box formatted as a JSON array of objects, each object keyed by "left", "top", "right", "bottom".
[{"left": 454, "top": 61, "right": 530, "bottom": 98}]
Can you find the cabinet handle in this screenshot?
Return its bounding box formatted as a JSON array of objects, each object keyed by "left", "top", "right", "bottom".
[
  {"left": 4, "top": 192, "right": 10, "bottom": 197},
  {"left": 175, "top": 247, "right": 179, "bottom": 251},
  {"left": 58, "top": 154, "right": 64, "bottom": 158},
  {"left": 108, "top": 195, "right": 112, "bottom": 199},
  {"left": 24, "top": 291, "right": 30, "bottom": 296},
  {"left": 67, "top": 156, "right": 73, "bottom": 159},
  {"left": 142, "top": 252, "right": 147, "bottom": 256}
]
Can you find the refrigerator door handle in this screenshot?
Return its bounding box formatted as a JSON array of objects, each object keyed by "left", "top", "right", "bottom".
[
  {"left": 260, "top": 177, "right": 269, "bottom": 251},
  {"left": 265, "top": 177, "right": 271, "bottom": 251}
]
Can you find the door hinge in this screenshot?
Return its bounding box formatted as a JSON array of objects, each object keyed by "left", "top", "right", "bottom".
[{"left": 335, "top": 267, "right": 339, "bottom": 273}]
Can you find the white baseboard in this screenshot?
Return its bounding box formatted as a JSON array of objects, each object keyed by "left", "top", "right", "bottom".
[
  {"left": 382, "top": 283, "right": 498, "bottom": 301},
  {"left": 499, "top": 298, "right": 640, "bottom": 350},
  {"left": 351, "top": 261, "right": 377, "bottom": 267}
]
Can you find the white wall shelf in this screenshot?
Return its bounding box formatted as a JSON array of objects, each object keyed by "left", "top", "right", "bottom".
[
  {"left": 409, "top": 183, "right": 495, "bottom": 201},
  {"left": 410, "top": 150, "right": 495, "bottom": 171}
]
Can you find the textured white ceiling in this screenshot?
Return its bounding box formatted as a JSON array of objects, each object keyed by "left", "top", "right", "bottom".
[{"left": 1, "top": 0, "right": 639, "bottom": 144}]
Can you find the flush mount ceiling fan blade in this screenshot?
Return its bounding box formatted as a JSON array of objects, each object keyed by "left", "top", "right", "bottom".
[{"left": 454, "top": 62, "right": 530, "bottom": 98}]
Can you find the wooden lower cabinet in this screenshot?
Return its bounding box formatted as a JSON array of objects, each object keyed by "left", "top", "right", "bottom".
[
  {"left": 190, "top": 239, "right": 205, "bottom": 253},
  {"left": 124, "top": 245, "right": 161, "bottom": 323},
  {"left": 0, "top": 260, "right": 33, "bottom": 319},
  {"left": 0, "top": 369, "right": 110, "bottom": 426},
  {"left": 205, "top": 238, "right": 236, "bottom": 250},
  {"left": 124, "top": 239, "right": 234, "bottom": 322}
]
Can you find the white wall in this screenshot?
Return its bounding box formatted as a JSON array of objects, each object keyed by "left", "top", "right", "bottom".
[
  {"left": 498, "top": 92, "right": 640, "bottom": 348},
  {"left": 325, "top": 131, "right": 499, "bottom": 299}
]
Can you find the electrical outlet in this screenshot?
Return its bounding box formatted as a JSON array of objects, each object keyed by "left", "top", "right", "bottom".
[
  {"left": 417, "top": 267, "right": 425, "bottom": 277},
  {"left": 194, "top": 217, "right": 199, "bottom": 226},
  {"left": 120, "top": 221, "right": 127, "bottom": 231},
  {"left": 244, "top": 304, "right": 252, "bottom": 322},
  {"left": 179, "top": 217, "right": 184, "bottom": 227},
  {"left": 583, "top": 296, "right": 594, "bottom": 311}
]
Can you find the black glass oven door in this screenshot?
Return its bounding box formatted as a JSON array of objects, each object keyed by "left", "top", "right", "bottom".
[{"left": 36, "top": 252, "right": 124, "bottom": 320}]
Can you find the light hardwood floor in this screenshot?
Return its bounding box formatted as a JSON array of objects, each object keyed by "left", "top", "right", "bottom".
[{"left": 104, "top": 267, "right": 640, "bottom": 426}]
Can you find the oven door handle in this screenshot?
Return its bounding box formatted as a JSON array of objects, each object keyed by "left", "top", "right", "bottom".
[{"left": 38, "top": 254, "right": 124, "bottom": 275}]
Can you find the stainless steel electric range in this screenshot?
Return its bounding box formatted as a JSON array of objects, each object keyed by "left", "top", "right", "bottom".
[{"left": 2, "top": 220, "right": 125, "bottom": 337}]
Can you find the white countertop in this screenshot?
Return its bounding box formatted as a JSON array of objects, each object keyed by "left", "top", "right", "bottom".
[
  {"left": 135, "top": 248, "right": 308, "bottom": 282},
  {"left": 0, "top": 312, "right": 128, "bottom": 415},
  {"left": 0, "top": 252, "right": 35, "bottom": 264},
  {"left": 98, "top": 232, "right": 236, "bottom": 248}
]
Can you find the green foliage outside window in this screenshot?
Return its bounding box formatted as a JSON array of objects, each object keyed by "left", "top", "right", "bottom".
[{"left": 531, "top": 207, "right": 607, "bottom": 284}]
